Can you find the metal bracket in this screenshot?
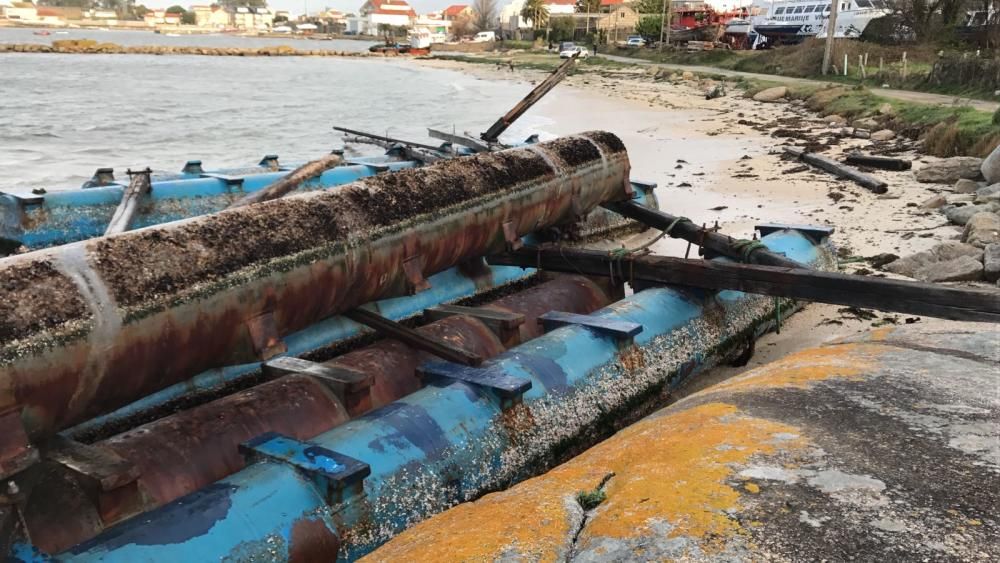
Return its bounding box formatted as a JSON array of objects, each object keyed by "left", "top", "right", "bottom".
[
  {"left": 258, "top": 155, "right": 280, "bottom": 170},
  {"left": 181, "top": 160, "right": 204, "bottom": 175},
  {"left": 538, "top": 311, "right": 643, "bottom": 341},
  {"left": 424, "top": 304, "right": 524, "bottom": 346},
  {"left": 44, "top": 434, "right": 143, "bottom": 524},
  {"left": 502, "top": 221, "right": 523, "bottom": 251},
  {"left": 240, "top": 432, "right": 369, "bottom": 504},
  {"left": 82, "top": 167, "right": 116, "bottom": 189},
  {"left": 345, "top": 160, "right": 391, "bottom": 173},
  {"left": 263, "top": 356, "right": 372, "bottom": 413},
  {"left": 628, "top": 179, "right": 657, "bottom": 193},
  {"left": 246, "top": 312, "right": 287, "bottom": 360},
  {"left": 200, "top": 173, "right": 245, "bottom": 186},
  {"left": 402, "top": 255, "right": 431, "bottom": 294},
  {"left": 418, "top": 361, "right": 531, "bottom": 405},
  {"left": 0, "top": 407, "right": 37, "bottom": 480},
  {"left": 756, "top": 223, "right": 835, "bottom": 245}
]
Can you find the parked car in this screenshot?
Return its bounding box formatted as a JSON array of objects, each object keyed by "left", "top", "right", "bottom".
[
  {"left": 559, "top": 45, "right": 590, "bottom": 59},
  {"left": 626, "top": 35, "right": 646, "bottom": 47},
  {"left": 472, "top": 31, "right": 496, "bottom": 42},
  {"left": 558, "top": 41, "right": 576, "bottom": 52}
]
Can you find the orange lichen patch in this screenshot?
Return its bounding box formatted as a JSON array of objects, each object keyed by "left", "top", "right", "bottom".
[
  {"left": 709, "top": 343, "right": 887, "bottom": 394},
  {"left": 367, "top": 403, "right": 807, "bottom": 561},
  {"left": 744, "top": 482, "right": 760, "bottom": 494},
  {"left": 867, "top": 326, "right": 895, "bottom": 342}
]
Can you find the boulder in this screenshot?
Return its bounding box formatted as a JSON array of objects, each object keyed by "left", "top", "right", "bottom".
[
  {"left": 871, "top": 129, "right": 896, "bottom": 141},
  {"left": 962, "top": 212, "right": 1000, "bottom": 248},
  {"left": 919, "top": 194, "right": 947, "bottom": 209},
  {"left": 945, "top": 202, "right": 1000, "bottom": 226},
  {"left": 921, "top": 255, "right": 983, "bottom": 282},
  {"left": 914, "top": 157, "right": 984, "bottom": 184},
  {"left": 982, "top": 143, "right": 1000, "bottom": 184},
  {"left": 753, "top": 86, "right": 788, "bottom": 102},
  {"left": 954, "top": 178, "right": 981, "bottom": 194},
  {"left": 853, "top": 117, "right": 880, "bottom": 129},
  {"left": 825, "top": 114, "right": 847, "bottom": 126},
  {"left": 975, "top": 183, "right": 1000, "bottom": 204},
  {"left": 884, "top": 241, "right": 982, "bottom": 279},
  {"left": 877, "top": 103, "right": 895, "bottom": 116},
  {"left": 984, "top": 243, "right": 1000, "bottom": 282},
  {"left": 682, "top": 70, "right": 695, "bottom": 80}
]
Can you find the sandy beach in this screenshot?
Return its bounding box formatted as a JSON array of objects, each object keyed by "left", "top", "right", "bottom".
[{"left": 418, "top": 57, "right": 995, "bottom": 385}]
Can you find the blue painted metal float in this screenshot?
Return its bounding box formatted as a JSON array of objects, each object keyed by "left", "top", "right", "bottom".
[{"left": 15, "top": 228, "right": 833, "bottom": 562}]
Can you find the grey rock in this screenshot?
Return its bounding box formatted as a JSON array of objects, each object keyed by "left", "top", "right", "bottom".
[
  {"left": 984, "top": 244, "right": 1000, "bottom": 282},
  {"left": 871, "top": 129, "right": 896, "bottom": 141},
  {"left": 953, "top": 178, "right": 981, "bottom": 194},
  {"left": 915, "top": 157, "right": 984, "bottom": 184},
  {"left": 974, "top": 183, "right": 1000, "bottom": 204},
  {"left": 962, "top": 212, "right": 1000, "bottom": 248},
  {"left": 945, "top": 202, "right": 1000, "bottom": 226},
  {"left": 920, "top": 255, "right": 983, "bottom": 282},
  {"left": 853, "top": 117, "right": 879, "bottom": 129},
  {"left": 885, "top": 241, "right": 982, "bottom": 278},
  {"left": 982, "top": 143, "right": 1000, "bottom": 184},
  {"left": 753, "top": 86, "right": 787, "bottom": 102}
]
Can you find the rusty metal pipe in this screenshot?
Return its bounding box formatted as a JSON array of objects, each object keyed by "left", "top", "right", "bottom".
[
  {"left": 24, "top": 276, "right": 610, "bottom": 553},
  {"left": 0, "top": 132, "right": 631, "bottom": 451}
]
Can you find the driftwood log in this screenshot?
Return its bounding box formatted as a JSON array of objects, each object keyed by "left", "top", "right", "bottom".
[
  {"left": 228, "top": 152, "right": 343, "bottom": 208},
  {"left": 785, "top": 147, "right": 888, "bottom": 194},
  {"left": 104, "top": 168, "right": 152, "bottom": 236}
]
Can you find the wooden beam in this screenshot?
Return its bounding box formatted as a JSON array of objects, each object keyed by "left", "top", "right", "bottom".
[
  {"left": 104, "top": 168, "right": 151, "bottom": 236},
  {"left": 843, "top": 153, "right": 912, "bottom": 171},
  {"left": 785, "top": 147, "right": 888, "bottom": 194},
  {"left": 344, "top": 308, "right": 484, "bottom": 366},
  {"left": 488, "top": 247, "right": 1000, "bottom": 323},
  {"left": 427, "top": 128, "right": 492, "bottom": 153},
  {"left": 480, "top": 53, "right": 578, "bottom": 144},
  {"left": 227, "top": 152, "right": 343, "bottom": 209},
  {"left": 601, "top": 200, "right": 806, "bottom": 268},
  {"left": 334, "top": 126, "right": 445, "bottom": 152}
]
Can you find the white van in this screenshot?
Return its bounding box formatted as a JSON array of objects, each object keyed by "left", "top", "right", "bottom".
[{"left": 472, "top": 31, "right": 496, "bottom": 42}]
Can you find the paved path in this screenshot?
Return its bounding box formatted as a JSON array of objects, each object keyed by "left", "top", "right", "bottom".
[{"left": 597, "top": 53, "right": 1000, "bottom": 113}]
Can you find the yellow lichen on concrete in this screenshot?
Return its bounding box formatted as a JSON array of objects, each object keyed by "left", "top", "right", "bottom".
[
  {"left": 709, "top": 343, "right": 886, "bottom": 394},
  {"left": 367, "top": 403, "right": 807, "bottom": 562}
]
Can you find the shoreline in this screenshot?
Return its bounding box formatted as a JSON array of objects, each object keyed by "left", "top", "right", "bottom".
[
  {"left": 0, "top": 40, "right": 379, "bottom": 57},
  {"left": 414, "top": 55, "right": 996, "bottom": 383}
]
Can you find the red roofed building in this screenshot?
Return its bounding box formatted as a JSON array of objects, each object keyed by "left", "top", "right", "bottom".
[{"left": 442, "top": 4, "right": 470, "bottom": 20}]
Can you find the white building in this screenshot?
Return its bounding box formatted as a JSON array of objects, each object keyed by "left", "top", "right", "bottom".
[
  {"left": 350, "top": 0, "right": 416, "bottom": 34},
  {"left": 499, "top": 0, "right": 533, "bottom": 32},
  {"left": 191, "top": 5, "right": 232, "bottom": 28}
]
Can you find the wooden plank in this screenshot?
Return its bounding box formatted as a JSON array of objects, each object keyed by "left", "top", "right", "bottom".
[
  {"left": 480, "top": 53, "right": 578, "bottom": 144},
  {"left": 424, "top": 304, "right": 525, "bottom": 330},
  {"left": 263, "top": 356, "right": 371, "bottom": 393},
  {"left": 104, "top": 168, "right": 151, "bottom": 236},
  {"left": 488, "top": 247, "right": 1000, "bottom": 323},
  {"left": 45, "top": 435, "right": 140, "bottom": 491},
  {"left": 602, "top": 200, "right": 806, "bottom": 268},
  {"left": 334, "top": 126, "right": 444, "bottom": 152},
  {"left": 786, "top": 147, "right": 888, "bottom": 194},
  {"left": 843, "top": 153, "right": 912, "bottom": 171},
  {"left": 344, "top": 308, "right": 484, "bottom": 366},
  {"left": 538, "top": 311, "right": 643, "bottom": 339},
  {"left": 417, "top": 361, "right": 531, "bottom": 398},
  {"left": 227, "top": 152, "right": 343, "bottom": 209}
]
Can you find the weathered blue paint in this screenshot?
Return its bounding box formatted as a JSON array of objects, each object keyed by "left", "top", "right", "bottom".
[
  {"left": 42, "top": 228, "right": 830, "bottom": 563},
  {"left": 0, "top": 156, "right": 419, "bottom": 250},
  {"left": 65, "top": 264, "right": 537, "bottom": 440}
]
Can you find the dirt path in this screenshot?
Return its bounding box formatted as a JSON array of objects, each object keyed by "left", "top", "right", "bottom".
[{"left": 596, "top": 53, "right": 1000, "bottom": 113}]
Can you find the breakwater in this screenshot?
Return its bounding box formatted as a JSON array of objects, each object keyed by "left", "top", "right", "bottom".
[{"left": 0, "top": 39, "right": 384, "bottom": 57}]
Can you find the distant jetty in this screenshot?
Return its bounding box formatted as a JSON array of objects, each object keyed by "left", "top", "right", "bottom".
[{"left": 0, "top": 39, "right": 384, "bottom": 57}]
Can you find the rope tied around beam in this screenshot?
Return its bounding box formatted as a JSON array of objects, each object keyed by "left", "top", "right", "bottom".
[
  {"left": 604, "top": 216, "right": 688, "bottom": 286},
  {"left": 730, "top": 238, "right": 769, "bottom": 263}
]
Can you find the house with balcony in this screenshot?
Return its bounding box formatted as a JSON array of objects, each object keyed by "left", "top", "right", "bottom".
[{"left": 349, "top": 0, "right": 415, "bottom": 35}]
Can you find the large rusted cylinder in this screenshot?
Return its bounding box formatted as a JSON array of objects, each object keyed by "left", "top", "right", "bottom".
[
  {"left": 24, "top": 276, "right": 610, "bottom": 553},
  {"left": 0, "top": 132, "right": 631, "bottom": 444}
]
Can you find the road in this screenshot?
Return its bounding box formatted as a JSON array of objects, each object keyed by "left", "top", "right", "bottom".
[{"left": 597, "top": 53, "right": 1000, "bottom": 113}]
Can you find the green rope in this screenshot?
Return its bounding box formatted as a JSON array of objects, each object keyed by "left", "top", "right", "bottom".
[
  {"left": 731, "top": 239, "right": 768, "bottom": 262},
  {"left": 610, "top": 216, "right": 688, "bottom": 259}
]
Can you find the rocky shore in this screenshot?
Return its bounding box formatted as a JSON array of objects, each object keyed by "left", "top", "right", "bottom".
[{"left": 0, "top": 39, "right": 381, "bottom": 57}]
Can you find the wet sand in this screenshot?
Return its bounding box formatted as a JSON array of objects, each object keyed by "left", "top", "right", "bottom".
[{"left": 418, "top": 58, "right": 994, "bottom": 384}]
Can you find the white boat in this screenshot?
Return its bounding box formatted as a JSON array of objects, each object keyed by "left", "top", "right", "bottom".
[{"left": 747, "top": 0, "right": 891, "bottom": 44}]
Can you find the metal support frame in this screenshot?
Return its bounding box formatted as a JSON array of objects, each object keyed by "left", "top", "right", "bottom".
[
  {"left": 240, "top": 432, "right": 370, "bottom": 504},
  {"left": 44, "top": 435, "right": 143, "bottom": 523},
  {"left": 538, "top": 311, "right": 642, "bottom": 341},
  {"left": 181, "top": 160, "right": 204, "bottom": 175}
]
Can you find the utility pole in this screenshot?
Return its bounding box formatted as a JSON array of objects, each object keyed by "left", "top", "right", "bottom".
[
  {"left": 821, "top": 0, "right": 839, "bottom": 75},
  {"left": 658, "top": 0, "right": 668, "bottom": 50}
]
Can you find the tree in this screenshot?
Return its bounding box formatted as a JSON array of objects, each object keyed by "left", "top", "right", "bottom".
[
  {"left": 133, "top": 4, "right": 150, "bottom": 17},
  {"left": 634, "top": 16, "right": 662, "bottom": 39},
  {"left": 452, "top": 12, "right": 477, "bottom": 37},
  {"left": 576, "top": 0, "right": 601, "bottom": 12},
  {"left": 549, "top": 15, "right": 574, "bottom": 40},
  {"left": 181, "top": 10, "right": 196, "bottom": 24},
  {"left": 165, "top": 4, "right": 185, "bottom": 13},
  {"left": 472, "top": 0, "right": 497, "bottom": 31},
  {"left": 520, "top": 0, "right": 548, "bottom": 30}
]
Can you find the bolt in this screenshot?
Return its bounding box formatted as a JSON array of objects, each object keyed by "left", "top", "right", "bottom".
[{"left": 6, "top": 481, "right": 18, "bottom": 495}]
